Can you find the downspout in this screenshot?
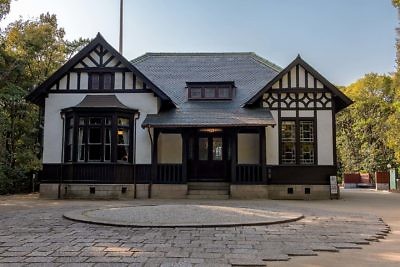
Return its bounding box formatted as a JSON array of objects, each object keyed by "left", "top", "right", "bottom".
[
  {"left": 133, "top": 112, "right": 140, "bottom": 199},
  {"left": 147, "top": 126, "right": 153, "bottom": 199},
  {"left": 59, "top": 113, "right": 66, "bottom": 199}
]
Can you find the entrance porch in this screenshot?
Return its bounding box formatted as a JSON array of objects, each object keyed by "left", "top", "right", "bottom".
[{"left": 152, "top": 127, "right": 267, "bottom": 186}]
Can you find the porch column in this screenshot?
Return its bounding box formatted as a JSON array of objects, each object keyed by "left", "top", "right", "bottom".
[
  {"left": 181, "top": 130, "right": 189, "bottom": 183},
  {"left": 259, "top": 127, "right": 267, "bottom": 183},
  {"left": 150, "top": 128, "right": 160, "bottom": 197},
  {"left": 230, "top": 129, "right": 238, "bottom": 183}
]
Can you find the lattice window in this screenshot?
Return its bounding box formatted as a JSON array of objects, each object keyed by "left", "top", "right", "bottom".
[
  {"left": 280, "top": 120, "right": 316, "bottom": 165},
  {"left": 300, "top": 121, "right": 315, "bottom": 164},
  {"left": 281, "top": 121, "right": 296, "bottom": 164}
]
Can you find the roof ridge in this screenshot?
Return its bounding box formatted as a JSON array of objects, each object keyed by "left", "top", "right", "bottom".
[
  {"left": 131, "top": 52, "right": 283, "bottom": 73},
  {"left": 249, "top": 52, "right": 282, "bottom": 72},
  {"left": 131, "top": 52, "right": 257, "bottom": 63}
]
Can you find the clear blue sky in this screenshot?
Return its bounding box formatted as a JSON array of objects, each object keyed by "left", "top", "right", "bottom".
[{"left": 1, "top": 0, "right": 397, "bottom": 86}]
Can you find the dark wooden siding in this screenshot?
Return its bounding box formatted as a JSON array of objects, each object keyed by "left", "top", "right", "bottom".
[
  {"left": 40, "top": 163, "right": 335, "bottom": 185},
  {"left": 40, "top": 163, "right": 151, "bottom": 184}
]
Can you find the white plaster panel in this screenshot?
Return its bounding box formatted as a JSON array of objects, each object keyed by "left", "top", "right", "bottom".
[
  {"left": 51, "top": 84, "right": 56, "bottom": 90},
  {"left": 238, "top": 133, "right": 259, "bottom": 164},
  {"left": 59, "top": 75, "right": 68, "bottom": 90},
  {"left": 266, "top": 111, "right": 279, "bottom": 165},
  {"left": 282, "top": 74, "right": 288, "bottom": 88},
  {"left": 316, "top": 80, "right": 324, "bottom": 89},
  {"left": 290, "top": 67, "right": 296, "bottom": 88},
  {"left": 43, "top": 94, "right": 86, "bottom": 163},
  {"left": 106, "top": 57, "right": 120, "bottom": 67},
  {"left": 125, "top": 72, "right": 134, "bottom": 89},
  {"left": 299, "top": 66, "right": 306, "bottom": 87},
  {"left": 80, "top": 73, "right": 88, "bottom": 90},
  {"left": 103, "top": 52, "right": 112, "bottom": 63},
  {"left": 136, "top": 77, "right": 143, "bottom": 89},
  {"left": 42, "top": 93, "right": 160, "bottom": 164},
  {"left": 74, "top": 63, "right": 84, "bottom": 68},
  {"left": 69, "top": 73, "right": 78, "bottom": 90},
  {"left": 158, "top": 133, "right": 182, "bottom": 164},
  {"left": 83, "top": 57, "right": 96, "bottom": 67},
  {"left": 114, "top": 72, "right": 123, "bottom": 90},
  {"left": 299, "top": 110, "right": 314, "bottom": 117},
  {"left": 90, "top": 51, "right": 100, "bottom": 65},
  {"left": 281, "top": 110, "right": 296, "bottom": 117},
  {"left": 317, "top": 110, "right": 334, "bottom": 165},
  {"left": 308, "top": 73, "right": 314, "bottom": 88},
  {"left": 116, "top": 93, "right": 160, "bottom": 164},
  {"left": 272, "top": 81, "right": 279, "bottom": 89}
]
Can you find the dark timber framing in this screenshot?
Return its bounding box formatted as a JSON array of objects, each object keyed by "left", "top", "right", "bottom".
[
  {"left": 26, "top": 33, "right": 174, "bottom": 106},
  {"left": 244, "top": 54, "right": 352, "bottom": 112}
]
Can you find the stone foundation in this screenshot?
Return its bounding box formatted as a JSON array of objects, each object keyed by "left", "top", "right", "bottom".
[
  {"left": 268, "top": 185, "right": 331, "bottom": 200},
  {"left": 40, "top": 184, "right": 135, "bottom": 199},
  {"left": 40, "top": 183, "right": 332, "bottom": 200},
  {"left": 151, "top": 184, "right": 188, "bottom": 199},
  {"left": 230, "top": 185, "right": 268, "bottom": 199},
  {"left": 39, "top": 184, "right": 60, "bottom": 199}
]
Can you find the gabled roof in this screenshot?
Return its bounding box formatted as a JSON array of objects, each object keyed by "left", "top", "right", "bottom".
[
  {"left": 26, "top": 33, "right": 173, "bottom": 105},
  {"left": 244, "top": 55, "right": 353, "bottom": 111},
  {"left": 131, "top": 52, "right": 282, "bottom": 107}
]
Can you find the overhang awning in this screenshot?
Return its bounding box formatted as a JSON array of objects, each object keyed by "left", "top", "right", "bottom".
[
  {"left": 142, "top": 107, "right": 276, "bottom": 128},
  {"left": 61, "top": 95, "right": 137, "bottom": 113}
]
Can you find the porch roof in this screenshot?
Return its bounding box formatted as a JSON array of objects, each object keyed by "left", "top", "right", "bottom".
[
  {"left": 62, "top": 95, "right": 137, "bottom": 113},
  {"left": 142, "top": 105, "right": 276, "bottom": 128}
]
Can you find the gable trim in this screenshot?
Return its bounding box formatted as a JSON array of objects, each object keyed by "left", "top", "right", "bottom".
[
  {"left": 26, "top": 33, "right": 173, "bottom": 106},
  {"left": 244, "top": 55, "right": 353, "bottom": 111}
]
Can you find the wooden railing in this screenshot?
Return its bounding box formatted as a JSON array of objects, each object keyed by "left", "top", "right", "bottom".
[
  {"left": 156, "top": 164, "right": 183, "bottom": 184},
  {"left": 40, "top": 163, "right": 151, "bottom": 184},
  {"left": 236, "top": 164, "right": 263, "bottom": 184}
]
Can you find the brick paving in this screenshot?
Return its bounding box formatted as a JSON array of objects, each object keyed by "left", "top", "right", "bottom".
[{"left": 0, "top": 195, "right": 390, "bottom": 266}]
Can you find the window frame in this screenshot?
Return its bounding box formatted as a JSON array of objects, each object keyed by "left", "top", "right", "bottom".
[
  {"left": 187, "top": 83, "right": 234, "bottom": 100},
  {"left": 88, "top": 72, "right": 115, "bottom": 90},
  {"left": 279, "top": 118, "right": 317, "bottom": 165},
  {"left": 64, "top": 110, "right": 134, "bottom": 164}
]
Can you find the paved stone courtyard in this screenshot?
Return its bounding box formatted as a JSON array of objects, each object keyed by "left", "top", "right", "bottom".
[{"left": 0, "top": 193, "right": 391, "bottom": 267}]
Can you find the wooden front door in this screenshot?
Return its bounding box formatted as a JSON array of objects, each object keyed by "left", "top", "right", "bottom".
[{"left": 188, "top": 131, "right": 230, "bottom": 181}]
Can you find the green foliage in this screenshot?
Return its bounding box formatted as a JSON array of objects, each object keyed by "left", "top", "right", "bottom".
[
  {"left": 0, "top": 5, "right": 89, "bottom": 194},
  {"left": 337, "top": 74, "right": 396, "bottom": 173},
  {"left": 0, "top": 0, "right": 11, "bottom": 21}
]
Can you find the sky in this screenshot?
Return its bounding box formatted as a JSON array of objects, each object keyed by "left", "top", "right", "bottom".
[{"left": 1, "top": 0, "right": 397, "bottom": 86}]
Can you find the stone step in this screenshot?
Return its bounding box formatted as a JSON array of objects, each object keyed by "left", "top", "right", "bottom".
[
  {"left": 188, "top": 182, "right": 230, "bottom": 190},
  {"left": 187, "top": 194, "right": 230, "bottom": 200},
  {"left": 188, "top": 189, "right": 229, "bottom": 195}
]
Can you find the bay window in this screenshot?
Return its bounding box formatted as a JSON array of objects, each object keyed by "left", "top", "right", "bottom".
[{"left": 64, "top": 112, "right": 134, "bottom": 163}]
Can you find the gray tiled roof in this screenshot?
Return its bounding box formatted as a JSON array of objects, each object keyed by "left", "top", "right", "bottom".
[
  {"left": 131, "top": 52, "right": 281, "bottom": 106},
  {"left": 142, "top": 102, "right": 275, "bottom": 128},
  {"left": 132, "top": 52, "right": 280, "bottom": 127}
]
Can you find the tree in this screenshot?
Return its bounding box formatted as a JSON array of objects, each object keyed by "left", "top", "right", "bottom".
[
  {"left": 386, "top": 1, "right": 400, "bottom": 166},
  {"left": 0, "top": 9, "right": 89, "bottom": 193},
  {"left": 337, "top": 74, "right": 395, "bottom": 174}
]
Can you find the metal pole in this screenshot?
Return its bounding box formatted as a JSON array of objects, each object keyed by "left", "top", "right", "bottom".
[{"left": 119, "top": 0, "right": 123, "bottom": 54}]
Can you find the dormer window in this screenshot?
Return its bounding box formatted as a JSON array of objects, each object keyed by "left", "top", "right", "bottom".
[{"left": 187, "top": 82, "right": 235, "bottom": 100}]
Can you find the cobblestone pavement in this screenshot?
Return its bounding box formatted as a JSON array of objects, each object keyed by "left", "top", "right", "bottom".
[{"left": 0, "top": 195, "right": 390, "bottom": 267}]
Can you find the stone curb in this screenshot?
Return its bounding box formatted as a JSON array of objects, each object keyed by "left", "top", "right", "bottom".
[{"left": 63, "top": 205, "right": 304, "bottom": 228}]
